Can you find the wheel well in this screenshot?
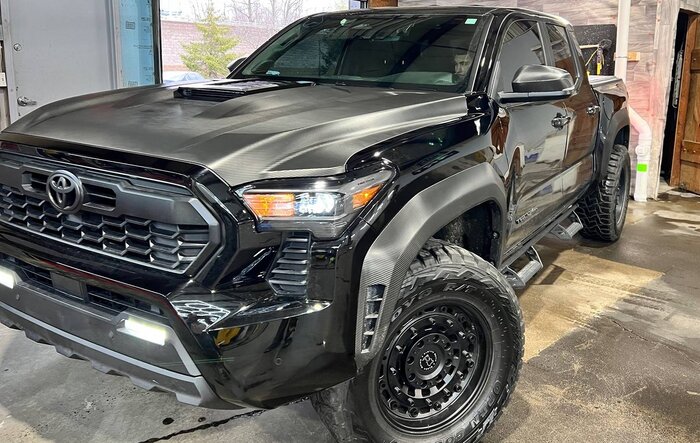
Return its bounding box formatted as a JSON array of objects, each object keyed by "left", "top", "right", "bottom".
[
  {"left": 614, "top": 126, "right": 630, "bottom": 148},
  {"left": 432, "top": 201, "right": 501, "bottom": 264}
]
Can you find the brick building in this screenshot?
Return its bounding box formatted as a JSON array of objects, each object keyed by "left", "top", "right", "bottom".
[{"left": 161, "top": 20, "right": 278, "bottom": 71}]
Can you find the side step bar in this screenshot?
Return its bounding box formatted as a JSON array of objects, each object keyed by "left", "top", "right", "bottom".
[
  {"left": 503, "top": 246, "right": 543, "bottom": 289},
  {"left": 548, "top": 211, "right": 584, "bottom": 241},
  {"left": 500, "top": 205, "right": 583, "bottom": 289}
]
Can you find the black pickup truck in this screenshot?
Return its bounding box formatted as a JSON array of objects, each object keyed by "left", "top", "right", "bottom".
[{"left": 0, "top": 7, "right": 629, "bottom": 443}]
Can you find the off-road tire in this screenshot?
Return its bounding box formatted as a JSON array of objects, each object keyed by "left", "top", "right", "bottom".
[
  {"left": 311, "top": 239, "right": 524, "bottom": 442},
  {"left": 576, "top": 144, "right": 631, "bottom": 242}
]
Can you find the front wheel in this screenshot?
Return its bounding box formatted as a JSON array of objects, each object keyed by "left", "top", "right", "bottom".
[{"left": 312, "top": 240, "right": 524, "bottom": 442}]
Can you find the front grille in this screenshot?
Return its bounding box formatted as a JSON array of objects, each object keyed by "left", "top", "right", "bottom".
[
  {"left": 0, "top": 153, "right": 219, "bottom": 273},
  {"left": 2, "top": 254, "right": 165, "bottom": 318},
  {"left": 24, "top": 171, "right": 117, "bottom": 210},
  {"left": 0, "top": 186, "right": 208, "bottom": 271},
  {"left": 268, "top": 233, "right": 312, "bottom": 295}
]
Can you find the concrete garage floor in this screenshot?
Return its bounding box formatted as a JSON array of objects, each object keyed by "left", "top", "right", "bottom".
[{"left": 1, "top": 192, "right": 699, "bottom": 443}]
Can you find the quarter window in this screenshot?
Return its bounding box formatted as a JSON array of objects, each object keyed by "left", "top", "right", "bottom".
[{"left": 497, "top": 21, "right": 546, "bottom": 93}]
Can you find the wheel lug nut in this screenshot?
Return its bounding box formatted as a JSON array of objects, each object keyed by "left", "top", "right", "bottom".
[
  {"left": 417, "top": 340, "right": 424, "bottom": 348},
  {"left": 390, "top": 367, "right": 397, "bottom": 375},
  {"left": 454, "top": 384, "right": 462, "bottom": 392},
  {"left": 429, "top": 317, "right": 436, "bottom": 325},
  {"left": 446, "top": 319, "right": 454, "bottom": 327},
  {"left": 408, "top": 373, "right": 416, "bottom": 381},
  {"left": 409, "top": 408, "right": 419, "bottom": 417},
  {"left": 395, "top": 344, "right": 403, "bottom": 352},
  {"left": 467, "top": 360, "right": 475, "bottom": 368},
  {"left": 462, "top": 350, "right": 470, "bottom": 357},
  {"left": 410, "top": 327, "right": 418, "bottom": 337},
  {"left": 458, "top": 331, "right": 466, "bottom": 339},
  {"left": 468, "top": 333, "right": 476, "bottom": 342},
  {"left": 434, "top": 402, "right": 442, "bottom": 411},
  {"left": 432, "top": 335, "right": 440, "bottom": 342},
  {"left": 407, "top": 356, "right": 415, "bottom": 365},
  {"left": 407, "top": 398, "right": 415, "bottom": 406},
  {"left": 390, "top": 401, "right": 398, "bottom": 410}
]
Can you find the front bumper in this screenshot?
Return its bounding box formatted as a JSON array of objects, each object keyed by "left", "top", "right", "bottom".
[
  {"left": 0, "top": 142, "right": 373, "bottom": 410},
  {"left": 0, "top": 225, "right": 363, "bottom": 410},
  {"left": 0, "top": 269, "right": 232, "bottom": 409}
]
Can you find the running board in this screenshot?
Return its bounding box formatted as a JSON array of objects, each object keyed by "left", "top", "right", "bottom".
[
  {"left": 503, "top": 246, "right": 543, "bottom": 289},
  {"left": 548, "top": 211, "right": 584, "bottom": 241}
]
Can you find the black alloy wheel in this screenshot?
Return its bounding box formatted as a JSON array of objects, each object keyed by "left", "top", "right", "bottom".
[{"left": 377, "top": 301, "right": 491, "bottom": 434}]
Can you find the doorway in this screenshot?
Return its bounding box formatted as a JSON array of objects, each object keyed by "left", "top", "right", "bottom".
[
  {"left": 667, "top": 11, "right": 700, "bottom": 194},
  {"left": 0, "top": 0, "right": 161, "bottom": 123}
]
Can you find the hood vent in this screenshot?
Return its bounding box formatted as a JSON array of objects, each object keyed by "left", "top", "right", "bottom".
[{"left": 174, "top": 79, "right": 313, "bottom": 102}]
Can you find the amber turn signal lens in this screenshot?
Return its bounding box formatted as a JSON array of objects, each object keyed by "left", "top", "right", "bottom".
[
  {"left": 352, "top": 184, "right": 383, "bottom": 210},
  {"left": 243, "top": 193, "right": 295, "bottom": 218}
]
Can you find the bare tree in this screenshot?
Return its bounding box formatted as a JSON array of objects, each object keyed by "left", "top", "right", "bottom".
[
  {"left": 229, "top": 0, "right": 303, "bottom": 27},
  {"left": 230, "top": 0, "right": 263, "bottom": 23}
]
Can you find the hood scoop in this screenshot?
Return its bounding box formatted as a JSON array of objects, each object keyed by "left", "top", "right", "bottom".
[{"left": 174, "top": 79, "right": 314, "bottom": 102}]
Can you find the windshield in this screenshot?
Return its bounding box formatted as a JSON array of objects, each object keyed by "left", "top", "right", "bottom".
[{"left": 238, "top": 14, "right": 487, "bottom": 92}]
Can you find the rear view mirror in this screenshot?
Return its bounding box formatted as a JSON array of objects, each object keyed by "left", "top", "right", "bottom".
[
  {"left": 227, "top": 57, "right": 247, "bottom": 73},
  {"left": 499, "top": 65, "right": 575, "bottom": 103}
]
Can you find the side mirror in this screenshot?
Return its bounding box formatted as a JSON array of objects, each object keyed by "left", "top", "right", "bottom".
[
  {"left": 499, "top": 65, "right": 575, "bottom": 103},
  {"left": 227, "top": 57, "right": 247, "bottom": 73}
]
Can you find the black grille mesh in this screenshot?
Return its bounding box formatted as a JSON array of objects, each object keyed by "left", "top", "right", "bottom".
[
  {"left": 1, "top": 254, "right": 164, "bottom": 318},
  {"left": 0, "top": 185, "right": 208, "bottom": 271}
]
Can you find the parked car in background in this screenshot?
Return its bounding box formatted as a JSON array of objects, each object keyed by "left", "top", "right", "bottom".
[{"left": 162, "top": 71, "right": 205, "bottom": 84}]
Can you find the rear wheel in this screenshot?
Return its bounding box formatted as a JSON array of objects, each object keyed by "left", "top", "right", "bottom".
[
  {"left": 577, "top": 144, "right": 631, "bottom": 242},
  {"left": 312, "top": 240, "right": 524, "bottom": 442}
]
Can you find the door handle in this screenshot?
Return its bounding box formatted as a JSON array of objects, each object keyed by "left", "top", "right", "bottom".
[
  {"left": 551, "top": 115, "right": 571, "bottom": 129},
  {"left": 586, "top": 105, "right": 601, "bottom": 115},
  {"left": 17, "top": 96, "right": 37, "bottom": 107}
]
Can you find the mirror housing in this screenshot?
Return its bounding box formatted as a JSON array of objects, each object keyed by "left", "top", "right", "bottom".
[
  {"left": 227, "top": 57, "right": 247, "bottom": 73},
  {"left": 499, "top": 65, "right": 575, "bottom": 104}
]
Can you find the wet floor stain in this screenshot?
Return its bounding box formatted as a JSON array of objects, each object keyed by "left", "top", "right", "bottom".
[{"left": 518, "top": 249, "right": 663, "bottom": 361}]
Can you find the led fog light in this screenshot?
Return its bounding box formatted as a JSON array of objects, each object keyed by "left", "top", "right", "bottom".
[
  {"left": 0, "top": 266, "right": 15, "bottom": 289},
  {"left": 120, "top": 317, "right": 167, "bottom": 346}
]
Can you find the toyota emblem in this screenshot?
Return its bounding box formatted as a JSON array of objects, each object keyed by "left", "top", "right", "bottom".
[{"left": 47, "top": 171, "right": 84, "bottom": 213}]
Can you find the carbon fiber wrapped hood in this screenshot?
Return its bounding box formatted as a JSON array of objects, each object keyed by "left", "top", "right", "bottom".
[{"left": 5, "top": 80, "right": 469, "bottom": 187}]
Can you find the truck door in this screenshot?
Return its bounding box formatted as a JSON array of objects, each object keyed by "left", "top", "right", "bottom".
[
  {"left": 495, "top": 21, "right": 568, "bottom": 252},
  {"left": 544, "top": 24, "right": 598, "bottom": 203}
]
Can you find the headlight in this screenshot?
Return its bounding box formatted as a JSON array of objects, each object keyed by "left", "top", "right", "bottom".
[{"left": 237, "top": 167, "right": 394, "bottom": 239}]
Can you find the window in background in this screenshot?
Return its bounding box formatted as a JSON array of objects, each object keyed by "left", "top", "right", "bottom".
[{"left": 160, "top": 0, "right": 348, "bottom": 83}]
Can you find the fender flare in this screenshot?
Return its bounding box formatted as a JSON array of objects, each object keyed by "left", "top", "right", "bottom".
[
  {"left": 597, "top": 107, "right": 630, "bottom": 182},
  {"left": 354, "top": 163, "right": 507, "bottom": 367}
]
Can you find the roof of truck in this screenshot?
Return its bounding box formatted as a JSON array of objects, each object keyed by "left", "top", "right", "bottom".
[{"left": 318, "top": 6, "right": 572, "bottom": 27}]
